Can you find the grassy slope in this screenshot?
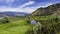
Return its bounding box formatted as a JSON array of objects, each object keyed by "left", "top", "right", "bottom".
[
  {"left": 0, "top": 14, "right": 60, "bottom": 34},
  {"left": 0, "top": 20, "right": 30, "bottom": 34}
]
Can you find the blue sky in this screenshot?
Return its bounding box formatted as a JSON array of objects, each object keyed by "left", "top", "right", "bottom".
[{"left": 0, "top": 0, "right": 60, "bottom": 13}]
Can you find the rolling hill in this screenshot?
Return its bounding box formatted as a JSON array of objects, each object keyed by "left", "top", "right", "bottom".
[{"left": 0, "top": 12, "right": 28, "bottom": 17}]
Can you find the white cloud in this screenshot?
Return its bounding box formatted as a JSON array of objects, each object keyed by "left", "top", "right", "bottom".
[
  {"left": 0, "top": 7, "right": 36, "bottom": 13},
  {"left": 0, "top": 3, "right": 54, "bottom": 13},
  {"left": 0, "top": 0, "right": 56, "bottom": 13},
  {"left": 19, "top": 1, "right": 35, "bottom": 8},
  {"left": 0, "top": 0, "right": 36, "bottom": 13}
]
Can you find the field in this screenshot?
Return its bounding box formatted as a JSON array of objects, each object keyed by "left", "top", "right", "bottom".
[
  {"left": 0, "top": 14, "right": 60, "bottom": 34},
  {"left": 0, "top": 19, "right": 31, "bottom": 34}
]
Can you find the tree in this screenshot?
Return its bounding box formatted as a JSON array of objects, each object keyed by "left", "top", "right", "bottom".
[{"left": 2, "top": 16, "right": 9, "bottom": 24}]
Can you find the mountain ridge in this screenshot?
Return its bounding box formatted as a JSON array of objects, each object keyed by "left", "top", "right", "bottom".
[
  {"left": 32, "top": 3, "right": 60, "bottom": 16},
  {"left": 0, "top": 12, "right": 28, "bottom": 17}
]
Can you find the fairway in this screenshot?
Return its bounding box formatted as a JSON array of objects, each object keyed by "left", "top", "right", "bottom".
[{"left": 0, "top": 20, "right": 30, "bottom": 34}]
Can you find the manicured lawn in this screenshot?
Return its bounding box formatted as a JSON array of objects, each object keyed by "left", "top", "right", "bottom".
[{"left": 0, "top": 20, "right": 30, "bottom": 34}]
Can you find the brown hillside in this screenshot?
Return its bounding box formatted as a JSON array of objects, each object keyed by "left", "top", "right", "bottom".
[{"left": 32, "top": 3, "right": 60, "bottom": 16}]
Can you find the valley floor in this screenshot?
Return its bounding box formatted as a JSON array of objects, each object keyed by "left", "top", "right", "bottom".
[
  {"left": 0, "top": 20, "right": 30, "bottom": 34},
  {"left": 0, "top": 15, "right": 60, "bottom": 34}
]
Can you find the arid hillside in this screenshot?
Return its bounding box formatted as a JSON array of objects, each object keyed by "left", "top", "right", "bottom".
[{"left": 32, "top": 3, "right": 60, "bottom": 16}]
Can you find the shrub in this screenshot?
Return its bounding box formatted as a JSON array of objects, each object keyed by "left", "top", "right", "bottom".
[{"left": 1, "top": 17, "right": 10, "bottom": 24}]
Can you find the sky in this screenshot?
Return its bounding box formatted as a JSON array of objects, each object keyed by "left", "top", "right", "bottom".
[{"left": 0, "top": 0, "right": 60, "bottom": 13}]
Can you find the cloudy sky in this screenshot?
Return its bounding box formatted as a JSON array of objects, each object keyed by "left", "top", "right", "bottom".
[{"left": 0, "top": 0, "right": 60, "bottom": 13}]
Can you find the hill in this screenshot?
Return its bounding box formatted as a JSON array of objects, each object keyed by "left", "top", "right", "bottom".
[
  {"left": 32, "top": 3, "right": 60, "bottom": 16},
  {"left": 0, "top": 12, "right": 28, "bottom": 17}
]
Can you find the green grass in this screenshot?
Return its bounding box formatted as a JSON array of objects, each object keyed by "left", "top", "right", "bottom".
[
  {"left": 0, "top": 14, "right": 60, "bottom": 34},
  {"left": 0, "top": 20, "right": 30, "bottom": 34}
]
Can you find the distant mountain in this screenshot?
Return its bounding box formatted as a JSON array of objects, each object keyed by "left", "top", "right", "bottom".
[
  {"left": 32, "top": 3, "right": 60, "bottom": 16},
  {"left": 0, "top": 12, "right": 28, "bottom": 17}
]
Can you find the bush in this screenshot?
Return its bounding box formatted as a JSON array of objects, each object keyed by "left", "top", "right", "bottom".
[
  {"left": 25, "top": 18, "right": 60, "bottom": 34},
  {"left": 1, "top": 17, "right": 10, "bottom": 24}
]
